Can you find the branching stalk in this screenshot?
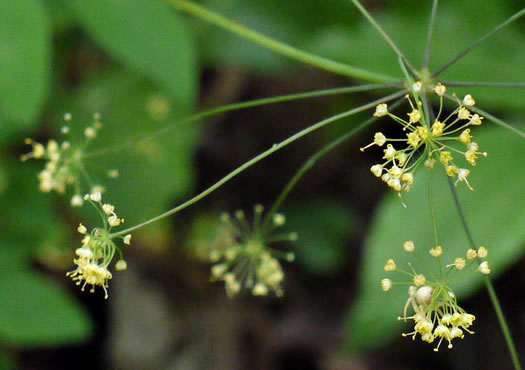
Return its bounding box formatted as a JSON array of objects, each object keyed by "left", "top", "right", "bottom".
[
  {"left": 83, "top": 83, "right": 401, "bottom": 158},
  {"left": 263, "top": 97, "right": 406, "bottom": 227},
  {"left": 111, "top": 90, "right": 407, "bottom": 237},
  {"left": 433, "top": 8, "right": 525, "bottom": 77},
  {"left": 168, "top": 0, "right": 397, "bottom": 83},
  {"left": 423, "top": 0, "right": 439, "bottom": 69},
  {"left": 350, "top": 0, "right": 418, "bottom": 76}
]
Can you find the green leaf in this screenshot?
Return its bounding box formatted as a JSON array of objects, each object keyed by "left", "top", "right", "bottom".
[
  {"left": 55, "top": 70, "right": 199, "bottom": 230},
  {"left": 0, "top": 269, "right": 93, "bottom": 347},
  {"left": 0, "top": 0, "right": 50, "bottom": 130},
  {"left": 344, "top": 127, "right": 525, "bottom": 352},
  {"left": 0, "top": 161, "right": 65, "bottom": 249},
  {"left": 286, "top": 199, "right": 355, "bottom": 275},
  {"left": 70, "top": 0, "right": 197, "bottom": 106}
]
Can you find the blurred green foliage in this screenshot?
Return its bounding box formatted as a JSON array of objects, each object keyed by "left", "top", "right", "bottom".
[
  {"left": 0, "top": 0, "right": 523, "bottom": 363},
  {"left": 0, "top": 0, "right": 50, "bottom": 141},
  {"left": 286, "top": 199, "right": 355, "bottom": 275}
]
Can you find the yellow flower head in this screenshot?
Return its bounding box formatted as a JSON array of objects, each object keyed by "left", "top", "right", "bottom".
[
  {"left": 383, "top": 241, "right": 490, "bottom": 351},
  {"left": 363, "top": 85, "right": 486, "bottom": 195},
  {"left": 21, "top": 113, "right": 111, "bottom": 203},
  {"left": 66, "top": 193, "right": 131, "bottom": 299},
  {"left": 208, "top": 205, "right": 296, "bottom": 298}
]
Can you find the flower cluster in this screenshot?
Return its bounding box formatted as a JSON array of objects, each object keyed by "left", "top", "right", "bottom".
[
  {"left": 209, "top": 205, "right": 296, "bottom": 298},
  {"left": 381, "top": 241, "right": 490, "bottom": 351},
  {"left": 66, "top": 191, "right": 131, "bottom": 298},
  {"left": 21, "top": 113, "right": 112, "bottom": 207},
  {"left": 363, "top": 83, "right": 487, "bottom": 194}
]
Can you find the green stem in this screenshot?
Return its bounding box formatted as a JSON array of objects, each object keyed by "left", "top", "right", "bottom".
[
  {"left": 83, "top": 83, "right": 400, "bottom": 159},
  {"left": 111, "top": 89, "right": 407, "bottom": 237},
  {"left": 443, "top": 81, "right": 525, "bottom": 88},
  {"left": 263, "top": 97, "right": 405, "bottom": 229},
  {"left": 423, "top": 0, "right": 439, "bottom": 69},
  {"left": 441, "top": 94, "right": 525, "bottom": 140},
  {"left": 427, "top": 173, "right": 442, "bottom": 278},
  {"left": 432, "top": 8, "right": 525, "bottom": 77},
  {"left": 168, "top": 0, "right": 397, "bottom": 83},
  {"left": 447, "top": 177, "right": 521, "bottom": 370},
  {"left": 350, "top": 0, "right": 418, "bottom": 76},
  {"left": 470, "top": 106, "right": 525, "bottom": 140}
]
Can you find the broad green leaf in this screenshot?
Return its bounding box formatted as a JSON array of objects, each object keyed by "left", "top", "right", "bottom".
[
  {"left": 286, "top": 199, "right": 355, "bottom": 275},
  {"left": 0, "top": 270, "right": 93, "bottom": 347},
  {"left": 54, "top": 70, "right": 198, "bottom": 231},
  {"left": 0, "top": 0, "right": 50, "bottom": 131},
  {"left": 344, "top": 127, "right": 525, "bottom": 352},
  {"left": 0, "top": 161, "right": 65, "bottom": 249},
  {"left": 70, "top": 0, "right": 197, "bottom": 106}
]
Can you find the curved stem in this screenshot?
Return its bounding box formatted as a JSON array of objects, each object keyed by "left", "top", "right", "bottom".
[
  {"left": 111, "top": 90, "right": 407, "bottom": 237},
  {"left": 350, "top": 0, "right": 418, "bottom": 76},
  {"left": 82, "top": 83, "right": 401, "bottom": 159},
  {"left": 447, "top": 177, "right": 521, "bottom": 370},
  {"left": 168, "top": 0, "right": 397, "bottom": 83},
  {"left": 432, "top": 8, "right": 525, "bottom": 77},
  {"left": 263, "top": 97, "right": 405, "bottom": 229}
]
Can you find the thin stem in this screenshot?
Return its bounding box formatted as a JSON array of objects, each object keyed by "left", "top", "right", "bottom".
[
  {"left": 428, "top": 175, "right": 439, "bottom": 247},
  {"left": 423, "top": 0, "right": 439, "bottom": 69},
  {"left": 443, "top": 81, "right": 525, "bottom": 88},
  {"left": 83, "top": 83, "right": 400, "bottom": 158},
  {"left": 350, "top": 0, "right": 418, "bottom": 76},
  {"left": 263, "top": 97, "right": 405, "bottom": 229},
  {"left": 441, "top": 94, "right": 525, "bottom": 139},
  {"left": 169, "top": 0, "right": 397, "bottom": 83},
  {"left": 484, "top": 278, "right": 521, "bottom": 370},
  {"left": 433, "top": 8, "right": 525, "bottom": 77},
  {"left": 447, "top": 177, "right": 521, "bottom": 370},
  {"left": 470, "top": 106, "right": 525, "bottom": 140},
  {"left": 428, "top": 171, "right": 443, "bottom": 280},
  {"left": 111, "top": 90, "right": 407, "bottom": 237}
]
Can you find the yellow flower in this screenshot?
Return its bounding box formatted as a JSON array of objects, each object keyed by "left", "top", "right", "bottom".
[
  {"left": 463, "top": 94, "right": 476, "bottom": 106},
  {"left": 407, "top": 132, "right": 421, "bottom": 148},
  {"left": 373, "top": 103, "right": 388, "bottom": 117},
  {"left": 407, "top": 109, "right": 422, "bottom": 124},
  {"left": 403, "top": 240, "right": 415, "bottom": 252},
  {"left": 434, "top": 83, "right": 446, "bottom": 97},
  {"left": 209, "top": 205, "right": 296, "bottom": 297},
  {"left": 387, "top": 241, "right": 482, "bottom": 351},
  {"left": 439, "top": 151, "right": 453, "bottom": 165},
  {"left": 431, "top": 120, "right": 445, "bottom": 137},
  {"left": 67, "top": 193, "right": 131, "bottom": 298},
  {"left": 429, "top": 245, "right": 443, "bottom": 257},
  {"left": 384, "top": 259, "right": 397, "bottom": 271}
]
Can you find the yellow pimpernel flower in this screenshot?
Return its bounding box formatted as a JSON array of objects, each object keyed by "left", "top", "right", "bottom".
[
  {"left": 382, "top": 240, "right": 491, "bottom": 351},
  {"left": 208, "top": 205, "right": 296, "bottom": 298},
  {"left": 21, "top": 113, "right": 111, "bottom": 206},
  {"left": 363, "top": 83, "right": 487, "bottom": 195},
  {"left": 66, "top": 192, "right": 131, "bottom": 298}
]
